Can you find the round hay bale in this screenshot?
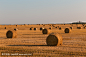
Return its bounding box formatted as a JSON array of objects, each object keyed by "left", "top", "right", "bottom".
[
  {"left": 46, "top": 33, "right": 63, "bottom": 46},
  {"left": 82, "top": 24, "right": 85, "bottom": 26},
  {"left": 16, "top": 25, "right": 17, "bottom": 27},
  {"left": 77, "top": 27, "right": 81, "bottom": 29},
  {"left": 14, "top": 28, "right": 18, "bottom": 31},
  {"left": 84, "top": 26, "right": 86, "bottom": 29},
  {"left": 55, "top": 26, "right": 59, "bottom": 28},
  {"left": 70, "top": 27, "right": 72, "bottom": 29},
  {"left": 5, "top": 27, "right": 6, "bottom": 29},
  {"left": 49, "top": 27, "right": 52, "bottom": 30},
  {"left": 30, "top": 27, "right": 33, "bottom": 30},
  {"left": 49, "top": 25, "right": 52, "bottom": 26},
  {"left": 40, "top": 27, "right": 42, "bottom": 30},
  {"left": 6, "top": 30, "right": 17, "bottom": 38},
  {"left": 43, "top": 25, "right": 45, "bottom": 26},
  {"left": 34, "top": 28, "right": 37, "bottom": 30},
  {"left": 42, "top": 29, "right": 51, "bottom": 34},
  {"left": 59, "top": 27, "right": 61, "bottom": 30},
  {"left": 55, "top": 27, "right": 57, "bottom": 28},
  {"left": 64, "top": 28, "right": 71, "bottom": 33}
]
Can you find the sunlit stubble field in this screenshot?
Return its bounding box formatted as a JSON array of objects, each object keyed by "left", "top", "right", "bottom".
[{"left": 0, "top": 24, "right": 86, "bottom": 57}]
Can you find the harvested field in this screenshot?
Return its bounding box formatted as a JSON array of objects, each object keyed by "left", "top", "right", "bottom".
[{"left": 0, "top": 24, "right": 86, "bottom": 57}]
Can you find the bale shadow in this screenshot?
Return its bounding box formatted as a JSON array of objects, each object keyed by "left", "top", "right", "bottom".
[{"left": 7, "top": 45, "right": 48, "bottom": 46}]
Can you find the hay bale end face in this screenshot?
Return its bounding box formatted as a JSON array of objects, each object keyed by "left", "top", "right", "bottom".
[
  {"left": 30, "top": 27, "right": 33, "bottom": 30},
  {"left": 46, "top": 33, "right": 63, "bottom": 46},
  {"left": 40, "top": 27, "right": 42, "bottom": 30},
  {"left": 34, "top": 28, "right": 37, "bottom": 30},
  {"left": 59, "top": 27, "right": 61, "bottom": 30},
  {"left": 64, "top": 28, "right": 71, "bottom": 33},
  {"left": 14, "top": 28, "right": 18, "bottom": 31},
  {"left": 49, "top": 27, "right": 52, "bottom": 30},
  {"left": 70, "top": 27, "right": 72, "bottom": 29},
  {"left": 77, "top": 27, "right": 81, "bottom": 29},
  {"left": 42, "top": 29, "right": 51, "bottom": 34},
  {"left": 6, "top": 30, "right": 17, "bottom": 38},
  {"left": 5, "top": 27, "right": 6, "bottom": 29}
]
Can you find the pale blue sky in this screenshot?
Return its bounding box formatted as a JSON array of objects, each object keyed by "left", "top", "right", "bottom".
[{"left": 0, "top": 0, "right": 86, "bottom": 24}]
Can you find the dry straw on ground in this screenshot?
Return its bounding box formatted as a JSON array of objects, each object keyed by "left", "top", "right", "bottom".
[
  {"left": 6, "top": 30, "right": 17, "bottom": 38},
  {"left": 42, "top": 28, "right": 51, "bottom": 34},
  {"left": 64, "top": 28, "right": 71, "bottom": 33},
  {"left": 46, "top": 33, "right": 63, "bottom": 46}
]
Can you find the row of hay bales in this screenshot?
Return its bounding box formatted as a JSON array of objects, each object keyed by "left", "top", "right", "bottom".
[
  {"left": 4, "top": 24, "right": 86, "bottom": 46},
  {"left": 42, "top": 27, "right": 71, "bottom": 34}
]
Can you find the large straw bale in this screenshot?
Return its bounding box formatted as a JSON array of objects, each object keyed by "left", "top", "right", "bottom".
[
  {"left": 42, "top": 29, "right": 51, "bottom": 34},
  {"left": 64, "top": 28, "right": 71, "bottom": 33},
  {"left": 46, "top": 33, "right": 63, "bottom": 46},
  {"left": 6, "top": 30, "right": 17, "bottom": 38}
]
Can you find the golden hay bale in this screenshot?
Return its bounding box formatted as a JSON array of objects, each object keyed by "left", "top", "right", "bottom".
[
  {"left": 59, "top": 27, "right": 61, "bottom": 30},
  {"left": 82, "top": 24, "right": 85, "bottom": 26},
  {"left": 77, "top": 27, "right": 81, "bottom": 29},
  {"left": 16, "top": 25, "right": 17, "bottom": 27},
  {"left": 55, "top": 27, "right": 58, "bottom": 28},
  {"left": 64, "top": 28, "right": 71, "bottom": 33},
  {"left": 43, "top": 25, "right": 45, "bottom": 26},
  {"left": 46, "top": 33, "right": 63, "bottom": 46},
  {"left": 49, "top": 27, "right": 52, "bottom": 30},
  {"left": 42, "top": 29, "right": 51, "bottom": 34},
  {"left": 30, "top": 27, "right": 33, "bottom": 30},
  {"left": 6, "top": 30, "right": 17, "bottom": 38},
  {"left": 70, "top": 27, "right": 72, "bottom": 29},
  {"left": 14, "top": 28, "right": 18, "bottom": 31},
  {"left": 55, "top": 26, "right": 59, "bottom": 28},
  {"left": 34, "top": 28, "right": 37, "bottom": 30},
  {"left": 84, "top": 26, "right": 86, "bottom": 29},
  {"left": 5, "top": 27, "right": 6, "bottom": 29},
  {"left": 40, "top": 27, "right": 43, "bottom": 30}
]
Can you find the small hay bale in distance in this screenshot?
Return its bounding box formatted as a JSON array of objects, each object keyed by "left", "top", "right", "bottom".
[
  {"left": 64, "top": 28, "right": 71, "bottom": 33},
  {"left": 77, "top": 27, "right": 81, "bottom": 29},
  {"left": 46, "top": 33, "right": 63, "bottom": 46},
  {"left": 49, "top": 27, "right": 52, "bottom": 30},
  {"left": 42, "top": 29, "right": 51, "bottom": 34},
  {"left": 6, "top": 30, "right": 17, "bottom": 38},
  {"left": 14, "top": 28, "right": 18, "bottom": 31},
  {"left": 30, "top": 27, "right": 33, "bottom": 30},
  {"left": 5, "top": 27, "right": 6, "bottom": 29},
  {"left": 40, "top": 27, "right": 43, "bottom": 30},
  {"left": 59, "top": 27, "right": 61, "bottom": 30},
  {"left": 16, "top": 25, "right": 18, "bottom": 27},
  {"left": 70, "top": 27, "right": 72, "bottom": 29},
  {"left": 34, "top": 28, "right": 37, "bottom": 30}
]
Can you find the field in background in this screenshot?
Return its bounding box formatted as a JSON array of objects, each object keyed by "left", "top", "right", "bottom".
[{"left": 0, "top": 24, "right": 86, "bottom": 57}]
